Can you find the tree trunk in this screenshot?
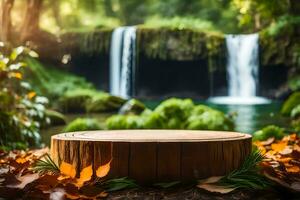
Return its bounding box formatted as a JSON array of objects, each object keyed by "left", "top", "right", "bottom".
[
  {"left": 19, "top": 0, "right": 43, "bottom": 43},
  {"left": 0, "top": 0, "right": 14, "bottom": 43}
]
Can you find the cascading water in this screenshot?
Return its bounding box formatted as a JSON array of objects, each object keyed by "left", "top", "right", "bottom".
[
  {"left": 109, "top": 26, "right": 136, "bottom": 99},
  {"left": 209, "top": 33, "right": 270, "bottom": 105}
]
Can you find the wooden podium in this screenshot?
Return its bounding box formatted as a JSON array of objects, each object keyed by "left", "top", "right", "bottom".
[{"left": 51, "top": 130, "right": 252, "bottom": 184}]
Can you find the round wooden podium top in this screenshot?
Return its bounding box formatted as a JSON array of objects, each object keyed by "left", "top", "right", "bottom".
[{"left": 52, "top": 130, "right": 251, "bottom": 142}]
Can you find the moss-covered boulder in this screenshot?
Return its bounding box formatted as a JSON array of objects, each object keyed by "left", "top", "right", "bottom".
[
  {"left": 185, "top": 109, "right": 234, "bottom": 131},
  {"left": 252, "top": 125, "right": 285, "bottom": 141},
  {"left": 118, "top": 99, "right": 146, "bottom": 115},
  {"left": 58, "top": 89, "right": 125, "bottom": 113},
  {"left": 281, "top": 92, "right": 300, "bottom": 116},
  {"left": 45, "top": 109, "right": 66, "bottom": 126},
  {"left": 58, "top": 89, "right": 97, "bottom": 113},
  {"left": 86, "top": 94, "right": 125, "bottom": 113},
  {"left": 64, "top": 118, "right": 102, "bottom": 132},
  {"left": 105, "top": 98, "right": 234, "bottom": 131},
  {"left": 106, "top": 115, "right": 143, "bottom": 130}
]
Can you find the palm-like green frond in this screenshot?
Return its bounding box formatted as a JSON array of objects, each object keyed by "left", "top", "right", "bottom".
[{"left": 32, "top": 153, "right": 60, "bottom": 174}]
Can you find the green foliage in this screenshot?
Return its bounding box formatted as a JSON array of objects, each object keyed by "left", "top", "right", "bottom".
[
  {"left": 0, "top": 45, "right": 49, "bottom": 149},
  {"left": 281, "top": 92, "right": 300, "bottom": 116},
  {"left": 45, "top": 109, "right": 66, "bottom": 126},
  {"left": 64, "top": 118, "right": 102, "bottom": 132},
  {"left": 253, "top": 125, "right": 285, "bottom": 141},
  {"left": 32, "top": 154, "right": 60, "bottom": 174},
  {"left": 24, "top": 58, "right": 94, "bottom": 100},
  {"left": 219, "top": 150, "right": 270, "bottom": 189},
  {"left": 291, "top": 105, "right": 300, "bottom": 119},
  {"left": 143, "top": 17, "right": 216, "bottom": 31},
  {"left": 106, "top": 98, "right": 234, "bottom": 131}
]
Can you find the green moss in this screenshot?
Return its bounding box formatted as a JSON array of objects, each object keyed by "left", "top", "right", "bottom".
[
  {"left": 86, "top": 94, "right": 125, "bottom": 113},
  {"left": 58, "top": 89, "right": 125, "bottom": 113},
  {"left": 185, "top": 109, "right": 234, "bottom": 131},
  {"left": 45, "top": 109, "right": 66, "bottom": 126},
  {"left": 64, "top": 118, "right": 102, "bottom": 132},
  {"left": 252, "top": 125, "right": 285, "bottom": 141},
  {"left": 105, "top": 98, "right": 234, "bottom": 131},
  {"left": 58, "top": 89, "right": 98, "bottom": 113},
  {"left": 281, "top": 92, "right": 300, "bottom": 116}
]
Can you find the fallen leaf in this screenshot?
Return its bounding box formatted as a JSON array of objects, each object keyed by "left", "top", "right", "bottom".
[
  {"left": 279, "top": 146, "right": 293, "bottom": 155},
  {"left": 198, "top": 176, "right": 223, "bottom": 184},
  {"left": 271, "top": 142, "right": 287, "bottom": 152},
  {"left": 8, "top": 173, "right": 39, "bottom": 189},
  {"left": 16, "top": 157, "right": 27, "bottom": 164},
  {"left": 286, "top": 166, "right": 300, "bottom": 173},
  {"left": 197, "top": 183, "right": 236, "bottom": 194},
  {"left": 96, "top": 160, "right": 111, "bottom": 178},
  {"left": 261, "top": 137, "right": 275, "bottom": 146},
  {"left": 76, "top": 165, "right": 93, "bottom": 188},
  {"left": 60, "top": 162, "right": 76, "bottom": 178}
]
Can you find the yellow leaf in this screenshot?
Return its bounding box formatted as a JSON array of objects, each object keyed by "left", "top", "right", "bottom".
[
  {"left": 10, "top": 72, "right": 22, "bottom": 79},
  {"left": 60, "top": 162, "right": 76, "bottom": 178},
  {"left": 75, "top": 165, "right": 93, "bottom": 188},
  {"left": 27, "top": 91, "right": 36, "bottom": 99},
  {"left": 96, "top": 160, "right": 111, "bottom": 178}
]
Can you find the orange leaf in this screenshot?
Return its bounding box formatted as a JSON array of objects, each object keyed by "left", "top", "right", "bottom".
[
  {"left": 75, "top": 165, "right": 93, "bottom": 188},
  {"left": 271, "top": 142, "right": 287, "bottom": 152},
  {"left": 60, "top": 162, "right": 76, "bottom": 178},
  {"left": 286, "top": 166, "right": 300, "bottom": 173},
  {"left": 16, "top": 157, "right": 27, "bottom": 164},
  {"left": 27, "top": 91, "right": 36, "bottom": 99},
  {"left": 96, "top": 160, "right": 111, "bottom": 178}
]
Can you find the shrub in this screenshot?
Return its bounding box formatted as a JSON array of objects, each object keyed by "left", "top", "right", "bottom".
[
  {"left": 0, "top": 45, "right": 49, "bottom": 149},
  {"left": 64, "top": 118, "right": 102, "bottom": 132},
  {"left": 45, "top": 109, "right": 66, "bottom": 126},
  {"left": 253, "top": 125, "right": 285, "bottom": 141},
  {"left": 291, "top": 105, "right": 300, "bottom": 119}
]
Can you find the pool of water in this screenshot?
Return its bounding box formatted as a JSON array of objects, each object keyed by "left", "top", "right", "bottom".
[{"left": 41, "top": 100, "right": 289, "bottom": 146}]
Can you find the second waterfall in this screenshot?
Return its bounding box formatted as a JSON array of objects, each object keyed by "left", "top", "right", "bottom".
[{"left": 109, "top": 26, "right": 136, "bottom": 99}]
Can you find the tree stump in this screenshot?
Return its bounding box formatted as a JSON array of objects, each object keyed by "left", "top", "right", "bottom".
[{"left": 51, "top": 130, "right": 252, "bottom": 184}]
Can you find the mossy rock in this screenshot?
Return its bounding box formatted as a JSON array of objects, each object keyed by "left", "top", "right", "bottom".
[
  {"left": 64, "top": 118, "right": 102, "bottom": 132},
  {"left": 58, "top": 89, "right": 97, "bottom": 113},
  {"left": 105, "top": 98, "right": 234, "bottom": 131},
  {"left": 252, "top": 125, "right": 285, "bottom": 141},
  {"left": 45, "top": 109, "right": 66, "bottom": 126},
  {"left": 119, "top": 99, "right": 146, "bottom": 115},
  {"left": 281, "top": 92, "right": 300, "bottom": 116},
  {"left": 86, "top": 94, "right": 125, "bottom": 113},
  {"left": 58, "top": 89, "right": 125, "bottom": 113},
  {"left": 185, "top": 109, "right": 234, "bottom": 131}
]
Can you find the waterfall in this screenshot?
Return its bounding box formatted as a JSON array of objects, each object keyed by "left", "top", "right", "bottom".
[
  {"left": 226, "top": 34, "right": 258, "bottom": 97},
  {"left": 109, "top": 26, "right": 136, "bottom": 99},
  {"left": 209, "top": 33, "right": 270, "bottom": 105}
]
